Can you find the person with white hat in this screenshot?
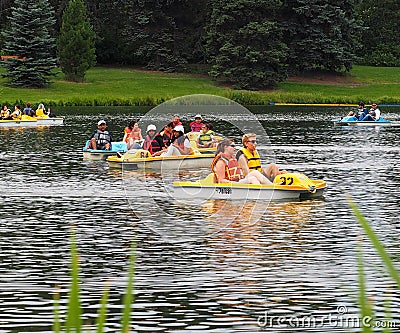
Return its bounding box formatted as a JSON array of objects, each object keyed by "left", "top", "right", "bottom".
[
  {"left": 86, "top": 120, "right": 113, "bottom": 150},
  {"left": 142, "top": 124, "right": 166, "bottom": 156},
  {"left": 190, "top": 114, "right": 204, "bottom": 132},
  {"left": 161, "top": 125, "right": 192, "bottom": 156}
]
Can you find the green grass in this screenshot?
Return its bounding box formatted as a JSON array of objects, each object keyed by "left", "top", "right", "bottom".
[{"left": 1, "top": 65, "right": 400, "bottom": 106}]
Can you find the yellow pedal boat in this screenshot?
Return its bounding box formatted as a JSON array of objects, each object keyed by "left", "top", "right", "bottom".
[
  {"left": 173, "top": 172, "right": 327, "bottom": 200},
  {"left": 0, "top": 114, "right": 64, "bottom": 128},
  {"left": 107, "top": 149, "right": 215, "bottom": 170}
]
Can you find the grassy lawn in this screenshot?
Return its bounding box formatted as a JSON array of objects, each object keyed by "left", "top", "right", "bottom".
[{"left": 0, "top": 65, "right": 399, "bottom": 106}]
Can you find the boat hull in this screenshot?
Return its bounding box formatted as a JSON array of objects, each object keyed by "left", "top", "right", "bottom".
[
  {"left": 107, "top": 153, "right": 214, "bottom": 170},
  {"left": 0, "top": 119, "right": 38, "bottom": 128},
  {"left": 83, "top": 151, "right": 118, "bottom": 161},
  {"left": 37, "top": 117, "right": 64, "bottom": 126},
  {"left": 82, "top": 141, "right": 127, "bottom": 161},
  {"left": 173, "top": 174, "right": 327, "bottom": 201},
  {"left": 0, "top": 117, "right": 64, "bottom": 128},
  {"left": 173, "top": 183, "right": 325, "bottom": 201},
  {"left": 332, "top": 119, "right": 391, "bottom": 127}
]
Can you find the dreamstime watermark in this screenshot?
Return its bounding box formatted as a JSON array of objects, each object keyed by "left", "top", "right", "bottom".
[{"left": 257, "top": 305, "right": 399, "bottom": 329}]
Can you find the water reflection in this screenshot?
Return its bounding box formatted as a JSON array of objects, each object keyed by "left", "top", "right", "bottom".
[{"left": 0, "top": 107, "right": 399, "bottom": 332}]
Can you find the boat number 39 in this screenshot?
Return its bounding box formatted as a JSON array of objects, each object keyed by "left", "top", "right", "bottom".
[{"left": 279, "top": 176, "right": 294, "bottom": 185}]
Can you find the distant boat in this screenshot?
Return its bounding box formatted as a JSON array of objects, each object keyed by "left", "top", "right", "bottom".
[
  {"left": 332, "top": 118, "right": 391, "bottom": 127},
  {"left": 0, "top": 115, "right": 64, "bottom": 128}
]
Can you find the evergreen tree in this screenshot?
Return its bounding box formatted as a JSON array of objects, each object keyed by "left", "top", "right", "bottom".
[
  {"left": 118, "top": 0, "right": 186, "bottom": 71},
  {"left": 356, "top": 0, "right": 400, "bottom": 66},
  {"left": 281, "top": 0, "right": 360, "bottom": 74},
  {"left": 206, "top": 0, "right": 288, "bottom": 90},
  {"left": 57, "top": 0, "right": 96, "bottom": 82},
  {"left": 1, "top": 0, "right": 57, "bottom": 87}
]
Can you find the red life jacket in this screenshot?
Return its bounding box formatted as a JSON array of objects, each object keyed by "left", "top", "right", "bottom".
[
  {"left": 142, "top": 134, "right": 162, "bottom": 154},
  {"left": 160, "top": 130, "right": 173, "bottom": 146},
  {"left": 211, "top": 153, "right": 244, "bottom": 182}
]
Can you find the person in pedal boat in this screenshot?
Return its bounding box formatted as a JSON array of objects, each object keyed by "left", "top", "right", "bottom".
[
  {"left": 190, "top": 114, "right": 204, "bottom": 132},
  {"left": 161, "top": 125, "right": 192, "bottom": 156},
  {"left": 159, "top": 122, "right": 174, "bottom": 147},
  {"left": 10, "top": 105, "right": 22, "bottom": 119},
  {"left": 360, "top": 103, "right": 381, "bottom": 121},
  {"left": 123, "top": 120, "right": 143, "bottom": 149},
  {"left": 197, "top": 123, "right": 217, "bottom": 148},
  {"left": 142, "top": 124, "right": 166, "bottom": 156},
  {"left": 87, "top": 120, "right": 112, "bottom": 150},
  {"left": 0, "top": 105, "right": 11, "bottom": 119},
  {"left": 236, "top": 133, "right": 287, "bottom": 183},
  {"left": 211, "top": 138, "right": 268, "bottom": 184}
]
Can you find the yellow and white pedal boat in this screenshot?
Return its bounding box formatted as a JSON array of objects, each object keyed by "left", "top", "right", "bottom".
[
  {"left": 107, "top": 149, "right": 215, "bottom": 170},
  {"left": 173, "top": 172, "right": 327, "bottom": 200},
  {"left": 0, "top": 114, "right": 64, "bottom": 128}
]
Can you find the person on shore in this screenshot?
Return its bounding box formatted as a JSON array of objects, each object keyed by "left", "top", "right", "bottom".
[
  {"left": 142, "top": 124, "right": 166, "bottom": 156},
  {"left": 86, "top": 120, "right": 112, "bottom": 150},
  {"left": 211, "top": 138, "right": 268, "bottom": 184},
  {"left": 236, "top": 133, "right": 287, "bottom": 183},
  {"left": 123, "top": 120, "right": 143, "bottom": 149},
  {"left": 190, "top": 114, "right": 204, "bottom": 132},
  {"left": 161, "top": 125, "right": 192, "bottom": 156},
  {"left": 360, "top": 103, "right": 381, "bottom": 121}
]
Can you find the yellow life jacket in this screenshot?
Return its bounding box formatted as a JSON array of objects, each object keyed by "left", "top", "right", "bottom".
[
  {"left": 239, "top": 147, "right": 262, "bottom": 172},
  {"left": 36, "top": 108, "right": 45, "bottom": 117},
  {"left": 199, "top": 130, "right": 215, "bottom": 143}
]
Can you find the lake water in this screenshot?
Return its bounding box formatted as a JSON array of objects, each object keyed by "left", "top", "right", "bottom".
[{"left": 0, "top": 105, "right": 399, "bottom": 332}]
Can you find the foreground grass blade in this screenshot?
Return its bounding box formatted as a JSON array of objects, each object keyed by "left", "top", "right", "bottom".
[
  {"left": 357, "top": 239, "right": 373, "bottom": 333},
  {"left": 66, "top": 230, "right": 82, "bottom": 333},
  {"left": 53, "top": 285, "right": 61, "bottom": 333},
  {"left": 96, "top": 283, "right": 110, "bottom": 333},
  {"left": 121, "top": 244, "right": 136, "bottom": 333},
  {"left": 348, "top": 199, "right": 400, "bottom": 289}
]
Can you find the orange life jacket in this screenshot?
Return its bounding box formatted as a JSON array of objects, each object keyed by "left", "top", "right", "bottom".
[
  {"left": 124, "top": 127, "right": 141, "bottom": 143},
  {"left": 211, "top": 153, "right": 244, "bottom": 182}
]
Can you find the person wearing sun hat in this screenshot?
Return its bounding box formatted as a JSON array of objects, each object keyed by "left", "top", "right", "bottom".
[
  {"left": 142, "top": 124, "right": 166, "bottom": 156},
  {"left": 190, "top": 114, "right": 204, "bottom": 132},
  {"left": 86, "top": 120, "right": 113, "bottom": 150},
  {"left": 161, "top": 125, "right": 192, "bottom": 156}
]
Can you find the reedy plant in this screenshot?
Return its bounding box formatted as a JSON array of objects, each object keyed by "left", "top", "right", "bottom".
[
  {"left": 54, "top": 230, "right": 135, "bottom": 332},
  {"left": 349, "top": 199, "right": 400, "bottom": 333}
]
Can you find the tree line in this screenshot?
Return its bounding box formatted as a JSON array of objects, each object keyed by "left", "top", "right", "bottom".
[{"left": 0, "top": 0, "right": 398, "bottom": 89}]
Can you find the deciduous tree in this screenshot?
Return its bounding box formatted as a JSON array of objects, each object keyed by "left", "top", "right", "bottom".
[{"left": 356, "top": 0, "right": 400, "bottom": 66}]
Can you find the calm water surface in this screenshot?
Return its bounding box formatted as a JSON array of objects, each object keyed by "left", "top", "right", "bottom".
[{"left": 0, "top": 106, "right": 399, "bottom": 332}]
